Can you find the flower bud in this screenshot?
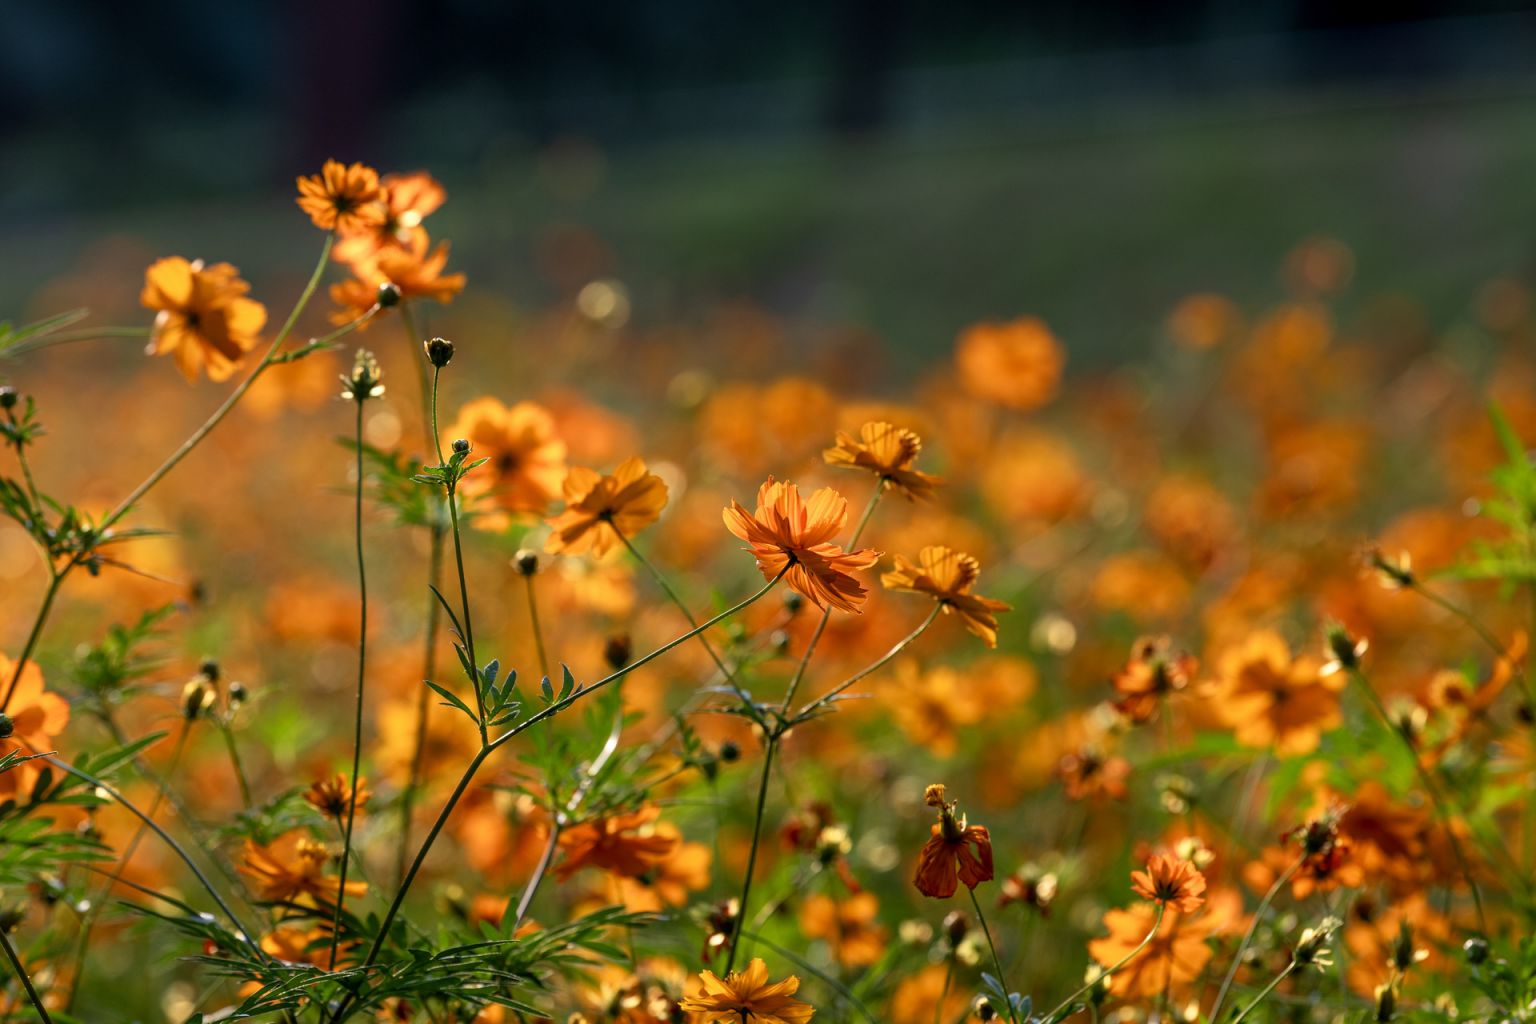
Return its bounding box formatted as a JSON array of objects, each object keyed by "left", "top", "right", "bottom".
[
  {"left": 1374, "top": 982, "right": 1396, "bottom": 1022},
  {"left": 513, "top": 549, "right": 540, "bottom": 576},
  {"left": 0, "top": 714, "right": 13, "bottom": 740},
  {"left": 973, "top": 996, "right": 996, "bottom": 1021},
  {"left": 341, "top": 349, "right": 384, "bottom": 401},
  {"left": 181, "top": 678, "right": 216, "bottom": 720},
  {"left": 228, "top": 680, "right": 248, "bottom": 708},
  {"left": 199, "top": 658, "right": 221, "bottom": 683},
  {"left": 1463, "top": 936, "right": 1490, "bottom": 964},
  {"left": 718, "top": 740, "right": 741, "bottom": 763},
  {"left": 942, "top": 909, "right": 969, "bottom": 946},
  {"left": 0, "top": 387, "right": 16, "bottom": 410},
  {"left": 452, "top": 438, "right": 471, "bottom": 455},
  {"left": 603, "top": 633, "right": 632, "bottom": 670},
  {"left": 376, "top": 281, "right": 402, "bottom": 308},
  {"left": 782, "top": 591, "right": 805, "bottom": 615},
  {"left": 423, "top": 336, "right": 455, "bottom": 368}
]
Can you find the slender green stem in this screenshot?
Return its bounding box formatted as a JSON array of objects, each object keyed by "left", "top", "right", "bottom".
[
  {"left": 525, "top": 572, "right": 550, "bottom": 682},
  {"left": 779, "top": 482, "right": 883, "bottom": 713},
  {"left": 0, "top": 924, "right": 52, "bottom": 1023},
  {"left": 1347, "top": 667, "right": 1489, "bottom": 933},
  {"left": 1, "top": 571, "right": 62, "bottom": 712},
  {"left": 1044, "top": 904, "right": 1164, "bottom": 1021},
  {"left": 724, "top": 736, "right": 777, "bottom": 974},
  {"left": 794, "top": 603, "right": 942, "bottom": 720},
  {"left": 5, "top": 325, "right": 150, "bottom": 359},
  {"left": 934, "top": 958, "right": 954, "bottom": 1024},
  {"left": 970, "top": 886, "right": 1018, "bottom": 1024},
  {"left": 330, "top": 396, "right": 370, "bottom": 969},
  {"left": 218, "top": 721, "right": 252, "bottom": 810},
  {"left": 1229, "top": 963, "right": 1295, "bottom": 1024},
  {"left": 430, "top": 365, "right": 486, "bottom": 741},
  {"left": 1209, "top": 859, "right": 1299, "bottom": 1022}
]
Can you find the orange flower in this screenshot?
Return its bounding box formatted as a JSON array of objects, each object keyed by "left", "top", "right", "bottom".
[
  {"left": 545, "top": 456, "right": 669, "bottom": 556},
  {"left": 237, "top": 831, "right": 365, "bottom": 908},
  {"left": 556, "top": 805, "right": 677, "bottom": 881},
  {"left": 302, "top": 773, "right": 369, "bottom": 820},
  {"left": 295, "top": 160, "right": 385, "bottom": 233},
  {"left": 680, "top": 958, "right": 814, "bottom": 1024},
  {"left": 1086, "top": 905, "right": 1216, "bottom": 1000},
  {"left": 332, "top": 170, "right": 447, "bottom": 266},
  {"left": 261, "top": 924, "right": 354, "bottom": 968},
  {"left": 723, "top": 478, "right": 879, "bottom": 613},
  {"left": 1130, "top": 854, "right": 1207, "bottom": 912},
  {"left": 882, "top": 546, "right": 1011, "bottom": 647},
  {"left": 610, "top": 823, "right": 711, "bottom": 912},
  {"left": 140, "top": 256, "right": 267, "bottom": 382},
  {"left": 799, "top": 892, "right": 887, "bottom": 968},
  {"left": 1056, "top": 747, "right": 1131, "bottom": 802},
  {"left": 913, "top": 784, "right": 994, "bottom": 899},
  {"left": 955, "top": 316, "right": 1064, "bottom": 411},
  {"left": 444, "top": 398, "right": 568, "bottom": 522},
  {"left": 1213, "top": 630, "right": 1342, "bottom": 756},
  {"left": 1112, "top": 636, "right": 1197, "bottom": 723},
  {"left": 0, "top": 655, "right": 69, "bottom": 804},
  {"left": 329, "top": 234, "right": 466, "bottom": 327},
  {"left": 822, "top": 422, "right": 940, "bottom": 500}
]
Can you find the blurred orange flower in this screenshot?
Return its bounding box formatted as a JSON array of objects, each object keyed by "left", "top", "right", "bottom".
[
  {"left": 955, "top": 316, "right": 1064, "bottom": 411},
  {"left": 330, "top": 235, "right": 466, "bottom": 326},
  {"left": 302, "top": 773, "right": 369, "bottom": 820},
  {"left": 0, "top": 655, "right": 69, "bottom": 803},
  {"left": 882, "top": 546, "right": 1011, "bottom": 648},
  {"left": 1213, "top": 630, "right": 1342, "bottom": 756},
  {"left": 445, "top": 398, "right": 568, "bottom": 521},
  {"left": 823, "top": 421, "right": 940, "bottom": 501},
  {"left": 1112, "top": 636, "right": 1197, "bottom": 723},
  {"left": 141, "top": 256, "right": 267, "bottom": 382},
  {"left": 545, "top": 456, "right": 669, "bottom": 557},
  {"left": 295, "top": 159, "right": 385, "bottom": 233},
  {"left": 1130, "top": 854, "right": 1207, "bottom": 912},
  {"left": 723, "top": 478, "right": 879, "bottom": 613},
  {"left": 1087, "top": 905, "right": 1215, "bottom": 1000},
  {"left": 556, "top": 805, "right": 676, "bottom": 881},
  {"left": 237, "top": 831, "right": 365, "bottom": 907},
  {"left": 799, "top": 892, "right": 887, "bottom": 967},
  {"left": 333, "top": 170, "right": 447, "bottom": 266}
]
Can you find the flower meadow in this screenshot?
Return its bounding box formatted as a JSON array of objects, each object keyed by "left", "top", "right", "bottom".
[{"left": 0, "top": 160, "right": 1534, "bottom": 1024}]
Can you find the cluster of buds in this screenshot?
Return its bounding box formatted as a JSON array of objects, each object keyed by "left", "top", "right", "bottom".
[
  {"left": 340, "top": 349, "right": 384, "bottom": 402},
  {"left": 1292, "top": 916, "right": 1342, "bottom": 971}
]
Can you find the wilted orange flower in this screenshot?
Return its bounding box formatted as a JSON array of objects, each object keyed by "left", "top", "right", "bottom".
[
  {"left": 295, "top": 159, "right": 385, "bottom": 233},
  {"left": 955, "top": 316, "right": 1064, "bottom": 411},
  {"left": 0, "top": 655, "right": 69, "bottom": 803},
  {"left": 141, "top": 256, "right": 267, "bottom": 382},
  {"left": 333, "top": 170, "right": 447, "bottom": 266},
  {"left": 1086, "top": 905, "right": 1215, "bottom": 1000},
  {"left": 823, "top": 422, "right": 940, "bottom": 500},
  {"left": 1113, "top": 636, "right": 1197, "bottom": 723},
  {"left": 556, "top": 805, "right": 677, "bottom": 881},
  {"left": 723, "top": 478, "right": 879, "bottom": 613},
  {"left": 1213, "top": 630, "right": 1342, "bottom": 756},
  {"left": 445, "top": 398, "right": 568, "bottom": 521},
  {"left": 1130, "top": 854, "right": 1207, "bottom": 912},
  {"left": 799, "top": 892, "right": 887, "bottom": 968},
  {"left": 329, "top": 235, "right": 467, "bottom": 326},
  {"left": 545, "top": 456, "right": 669, "bottom": 556},
  {"left": 913, "top": 784, "right": 994, "bottom": 898},
  {"left": 681, "top": 958, "right": 814, "bottom": 1024},
  {"left": 882, "top": 546, "right": 1011, "bottom": 647},
  {"left": 302, "top": 773, "right": 370, "bottom": 820},
  {"left": 237, "top": 831, "right": 365, "bottom": 907}
]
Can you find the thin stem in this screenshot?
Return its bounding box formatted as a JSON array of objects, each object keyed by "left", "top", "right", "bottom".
[
  {"left": 0, "top": 571, "right": 62, "bottom": 712},
  {"left": 779, "top": 482, "right": 883, "bottom": 713},
  {"left": 794, "top": 603, "right": 942, "bottom": 720},
  {"left": 0, "top": 925, "right": 52, "bottom": 1024},
  {"left": 525, "top": 572, "right": 550, "bottom": 681},
  {"left": 330, "top": 396, "right": 370, "bottom": 970},
  {"left": 1229, "top": 963, "right": 1295, "bottom": 1024},
  {"left": 432, "top": 365, "right": 486, "bottom": 742},
  {"left": 969, "top": 886, "right": 1018, "bottom": 1024},
  {"left": 1209, "top": 859, "right": 1299, "bottom": 1022},
  {"left": 724, "top": 737, "right": 777, "bottom": 973},
  {"left": 1044, "top": 904, "right": 1164, "bottom": 1021},
  {"left": 218, "top": 720, "right": 253, "bottom": 810},
  {"left": 934, "top": 959, "right": 954, "bottom": 1024}
]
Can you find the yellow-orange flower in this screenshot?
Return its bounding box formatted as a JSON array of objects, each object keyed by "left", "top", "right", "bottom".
[
  {"left": 237, "top": 831, "right": 364, "bottom": 907},
  {"left": 822, "top": 421, "right": 940, "bottom": 500},
  {"left": 1130, "top": 854, "right": 1207, "bottom": 912},
  {"left": 1112, "top": 636, "right": 1197, "bottom": 723},
  {"left": 444, "top": 398, "right": 568, "bottom": 521},
  {"left": 556, "top": 805, "right": 677, "bottom": 881},
  {"left": 799, "top": 892, "right": 887, "bottom": 967},
  {"left": 0, "top": 655, "right": 69, "bottom": 804},
  {"left": 1213, "top": 630, "right": 1342, "bottom": 756},
  {"left": 545, "top": 456, "right": 669, "bottom": 557},
  {"left": 610, "top": 823, "right": 711, "bottom": 912},
  {"left": 955, "top": 316, "right": 1064, "bottom": 411},
  {"left": 302, "top": 773, "right": 369, "bottom": 820},
  {"left": 913, "top": 784, "right": 993, "bottom": 899},
  {"left": 140, "top": 256, "right": 267, "bottom": 382},
  {"left": 882, "top": 546, "right": 1011, "bottom": 647},
  {"left": 723, "top": 478, "right": 879, "bottom": 613},
  {"left": 295, "top": 160, "right": 385, "bottom": 233},
  {"left": 329, "top": 234, "right": 466, "bottom": 327},
  {"left": 1086, "top": 905, "right": 1215, "bottom": 1000},
  {"left": 333, "top": 170, "right": 447, "bottom": 266},
  {"left": 680, "top": 958, "right": 814, "bottom": 1024}
]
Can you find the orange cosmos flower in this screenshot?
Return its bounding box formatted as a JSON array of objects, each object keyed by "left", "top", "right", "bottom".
[
  {"left": 1130, "top": 854, "right": 1207, "bottom": 912},
  {"left": 329, "top": 234, "right": 466, "bottom": 327},
  {"left": 680, "top": 958, "right": 815, "bottom": 1024},
  {"left": 799, "top": 892, "right": 887, "bottom": 968},
  {"left": 237, "top": 831, "right": 365, "bottom": 907},
  {"left": 1057, "top": 747, "right": 1131, "bottom": 802},
  {"left": 955, "top": 316, "right": 1065, "bottom": 411},
  {"left": 261, "top": 924, "right": 355, "bottom": 968},
  {"left": 295, "top": 159, "right": 386, "bottom": 233},
  {"left": 723, "top": 478, "right": 879, "bottom": 613},
  {"left": 556, "top": 805, "right": 677, "bottom": 881},
  {"left": 0, "top": 655, "right": 69, "bottom": 804},
  {"left": 1112, "top": 635, "right": 1197, "bottom": 723},
  {"left": 881, "top": 546, "right": 1011, "bottom": 647},
  {"left": 302, "top": 773, "right": 370, "bottom": 820},
  {"left": 333, "top": 170, "right": 447, "bottom": 266},
  {"left": 913, "top": 784, "right": 994, "bottom": 899},
  {"left": 1086, "top": 904, "right": 1216, "bottom": 1000},
  {"left": 140, "top": 256, "right": 267, "bottom": 382},
  {"left": 545, "top": 456, "right": 669, "bottom": 557},
  {"left": 822, "top": 421, "right": 940, "bottom": 500},
  {"left": 610, "top": 823, "right": 711, "bottom": 912},
  {"left": 444, "top": 398, "right": 568, "bottom": 521},
  {"left": 1213, "top": 630, "right": 1342, "bottom": 756}
]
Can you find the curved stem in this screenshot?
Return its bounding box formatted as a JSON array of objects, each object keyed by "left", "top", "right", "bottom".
[
  {"left": 1229, "top": 963, "right": 1295, "bottom": 1024},
  {"left": 724, "top": 736, "right": 776, "bottom": 974},
  {"left": 330, "top": 397, "right": 370, "bottom": 969},
  {"left": 525, "top": 572, "right": 550, "bottom": 682},
  {"left": 0, "top": 925, "right": 52, "bottom": 1023},
  {"left": 794, "top": 603, "right": 941, "bottom": 720},
  {"left": 1044, "top": 904, "right": 1164, "bottom": 1022},
  {"left": 969, "top": 886, "right": 1018, "bottom": 1024},
  {"left": 0, "top": 571, "right": 62, "bottom": 712},
  {"left": 1209, "top": 859, "right": 1299, "bottom": 1022}
]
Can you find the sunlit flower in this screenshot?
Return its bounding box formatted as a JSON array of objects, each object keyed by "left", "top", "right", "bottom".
[
  {"left": 333, "top": 170, "right": 447, "bottom": 266},
  {"left": 302, "top": 773, "right": 369, "bottom": 820},
  {"left": 295, "top": 159, "right": 385, "bottom": 233},
  {"left": 545, "top": 456, "right": 669, "bottom": 556},
  {"left": 882, "top": 546, "right": 1011, "bottom": 647},
  {"left": 329, "top": 234, "right": 466, "bottom": 326},
  {"left": 141, "top": 256, "right": 267, "bottom": 382},
  {"left": 1213, "top": 630, "right": 1342, "bottom": 756},
  {"left": 556, "top": 805, "right": 677, "bottom": 881},
  {"left": 823, "top": 421, "right": 940, "bottom": 500},
  {"left": 955, "top": 316, "right": 1065, "bottom": 411},
  {"left": 0, "top": 655, "right": 69, "bottom": 804},
  {"left": 237, "top": 831, "right": 364, "bottom": 907},
  {"left": 610, "top": 822, "right": 711, "bottom": 912},
  {"left": 444, "top": 397, "right": 568, "bottom": 521},
  {"left": 913, "top": 784, "right": 994, "bottom": 898},
  {"left": 723, "top": 478, "right": 879, "bottom": 613},
  {"left": 679, "top": 958, "right": 815, "bottom": 1024},
  {"left": 1112, "top": 635, "right": 1197, "bottom": 723},
  {"left": 1086, "top": 904, "right": 1216, "bottom": 1000},
  {"left": 1130, "top": 853, "right": 1207, "bottom": 912}
]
